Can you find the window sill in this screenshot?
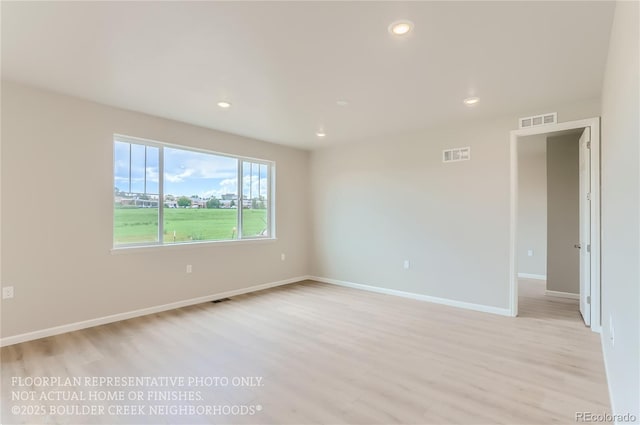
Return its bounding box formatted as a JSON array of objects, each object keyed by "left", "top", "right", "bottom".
[{"left": 110, "top": 237, "right": 277, "bottom": 255}]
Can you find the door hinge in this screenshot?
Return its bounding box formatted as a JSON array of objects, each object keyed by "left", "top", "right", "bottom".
[
  {"left": 587, "top": 244, "right": 591, "bottom": 253},
  {"left": 587, "top": 295, "right": 591, "bottom": 304},
  {"left": 587, "top": 192, "right": 591, "bottom": 201},
  {"left": 586, "top": 141, "right": 591, "bottom": 149}
]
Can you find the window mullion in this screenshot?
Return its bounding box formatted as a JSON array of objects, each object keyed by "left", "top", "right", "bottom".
[
  {"left": 128, "top": 143, "right": 132, "bottom": 194},
  {"left": 144, "top": 145, "right": 147, "bottom": 195},
  {"left": 158, "top": 146, "right": 164, "bottom": 244},
  {"left": 267, "top": 165, "right": 272, "bottom": 238},
  {"left": 237, "top": 159, "right": 243, "bottom": 240}
]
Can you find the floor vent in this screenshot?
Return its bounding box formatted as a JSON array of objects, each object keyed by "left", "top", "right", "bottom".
[
  {"left": 442, "top": 147, "right": 471, "bottom": 163},
  {"left": 211, "top": 298, "right": 231, "bottom": 304},
  {"left": 519, "top": 112, "right": 557, "bottom": 129}
]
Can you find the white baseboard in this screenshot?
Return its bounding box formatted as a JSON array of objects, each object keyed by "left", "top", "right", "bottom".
[
  {"left": 600, "top": 334, "right": 618, "bottom": 423},
  {"left": 517, "top": 273, "right": 547, "bottom": 280},
  {"left": 309, "top": 276, "right": 511, "bottom": 317},
  {"left": 545, "top": 290, "right": 579, "bottom": 300},
  {"left": 0, "top": 276, "right": 309, "bottom": 347}
]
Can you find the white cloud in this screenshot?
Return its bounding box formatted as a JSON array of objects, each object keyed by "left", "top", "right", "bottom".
[
  {"left": 242, "top": 176, "right": 268, "bottom": 199},
  {"left": 164, "top": 148, "right": 237, "bottom": 182},
  {"left": 198, "top": 178, "right": 238, "bottom": 199},
  {"left": 145, "top": 167, "right": 159, "bottom": 183},
  {"left": 164, "top": 168, "right": 194, "bottom": 183},
  {"left": 219, "top": 178, "right": 238, "bottom": 194}
]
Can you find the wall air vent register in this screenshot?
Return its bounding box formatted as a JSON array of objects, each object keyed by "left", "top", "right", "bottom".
[
  {"left": 443, "top": 147, "right": 471, "bottom": 163},
  {"left": 519, "top": 112, "right": 557, "bottom": 129}
]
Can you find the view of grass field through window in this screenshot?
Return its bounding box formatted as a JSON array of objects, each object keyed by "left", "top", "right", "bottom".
[{"left": 114, "top": 138, "right": 271, "bottom": 246}]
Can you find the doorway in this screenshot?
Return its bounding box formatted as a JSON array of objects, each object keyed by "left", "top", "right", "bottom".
[{"left": 509, "top": 118, "right": 601, "bottom": 332}]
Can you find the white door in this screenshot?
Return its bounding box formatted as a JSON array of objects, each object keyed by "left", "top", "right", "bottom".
[{"left": 578, "top": 127, "right": 591, "bottom": 326}]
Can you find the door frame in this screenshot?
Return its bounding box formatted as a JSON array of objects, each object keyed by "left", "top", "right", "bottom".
[
  {"left": 509, "top": 117, "right": 601, "bottom": 332},
  {"left": 578, "top": 127, "right": 592, "bottom": 326}
]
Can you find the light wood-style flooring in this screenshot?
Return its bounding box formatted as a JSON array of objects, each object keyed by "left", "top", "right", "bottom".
[{"left": 1, "top": 279, "right": 610, "bottom": 424}]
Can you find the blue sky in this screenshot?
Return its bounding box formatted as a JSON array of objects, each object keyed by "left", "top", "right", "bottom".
[{"left": 114, "top": 142, "right": 268, "bottom": 199}]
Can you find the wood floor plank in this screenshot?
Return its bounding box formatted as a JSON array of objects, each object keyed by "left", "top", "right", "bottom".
[{"left": 1, "top": 279, "right": 609, "bottom": 424}]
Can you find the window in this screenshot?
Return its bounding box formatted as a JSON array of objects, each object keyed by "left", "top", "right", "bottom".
[{"left": 113, "top": 135, "right": 274, "bottom": 247}]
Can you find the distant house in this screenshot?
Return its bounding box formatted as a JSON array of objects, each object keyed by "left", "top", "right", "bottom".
[
  {"left": 219, "top": 199, "right": 235, "bottom": 208},
  {"left": 216, "top": 198, "right": 258, "bottom": 209},
  {"left": 135, "top": 197, "right": 158, "bottom": 208},
  {"left": 190, "top": 198, "right": 207, "bottom": 208},
  {"left": 115, "top": 196, "right": 135, "bottom": 206},
  {"left": 114, "top": 194, "right": 158, "bottom": 208}
]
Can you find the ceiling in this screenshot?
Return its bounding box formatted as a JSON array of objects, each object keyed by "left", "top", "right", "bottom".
[{"left": 1, "top": 2, "right": 615, "bottom": 150}]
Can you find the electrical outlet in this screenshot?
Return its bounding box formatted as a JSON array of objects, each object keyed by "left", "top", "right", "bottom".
[
  {"left": 2, "top": 286, "right": 14, "bottom": 299},
  {"left": 281, "top": 253, "right": 286, "bottom": 261},
  {"left": 527, "top": 249, "right": 534, "bottom": 257},
  {"left": 609, "top": 315, "right": 615, "bottom": 347},
  {"left": 403, "top": 260, "right": 410, "bottom": 270},
  {"left": 186, "top": 265, "right": 193, "bottom": 274}
]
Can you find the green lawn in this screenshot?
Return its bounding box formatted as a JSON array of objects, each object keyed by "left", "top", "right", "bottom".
[{"left": 114, "top": 208, "right": 268, "bottom": 245}]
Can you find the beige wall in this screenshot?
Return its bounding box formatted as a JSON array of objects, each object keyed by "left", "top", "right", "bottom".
[
  {"left": 0, "top": 81, "right": 311, "bottom": 338},
  {"left": 0, "top": 82, "right": 604, "bottom": 338},
  {"left": 517, "top": 135, "right": 547, "bottom": 277},
  {"left": 545, "top": 134, "right": 580, "bottom": 295},
  {"left": 600, "top": 1, "right": 639, "bottom": 419},
  {"left": 310, "top": 99, "right": 600, "bottom": 310}
]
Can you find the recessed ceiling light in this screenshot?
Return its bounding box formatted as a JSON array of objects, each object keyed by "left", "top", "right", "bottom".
[
  {"left": 463, "top": 97, "right": 480, "bottom": 106},
  {"left": 388, "top": 20, "right": 414, "bottom": 36},
  {"left": 336, "top": 100, "right": 349, "bottom": 107},
  {"left": 217, "top": 101, "right": 231, "bottom": 109},
  {"left": 316, "top": 131, "right": 326, "bottom": 138}
]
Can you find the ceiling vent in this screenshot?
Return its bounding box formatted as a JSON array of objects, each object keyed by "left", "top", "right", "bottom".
[
  {"left": 443, "top": 147, "right": 471, "bottom": 163},
  {"left": 519, "top": 112, "right": 557, "bottom": 129}
]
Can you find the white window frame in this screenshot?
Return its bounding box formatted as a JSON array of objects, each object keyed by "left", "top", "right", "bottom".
[{"left": 112, "top": 134, "right": 276, "bottom": 249}]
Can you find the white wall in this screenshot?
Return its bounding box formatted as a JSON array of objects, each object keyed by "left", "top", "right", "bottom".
[
  {"left": 310, "top": 99, "right": 600, "bottom": 310},
  {"left": 517, "top": 135, "right": 547, "bottom": 277},
  {"left": 0, "top": 81, "right": 310, "bottom": 338},
  {"left": 600, "top": 1, "right": 640, "bottom": 420}
]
